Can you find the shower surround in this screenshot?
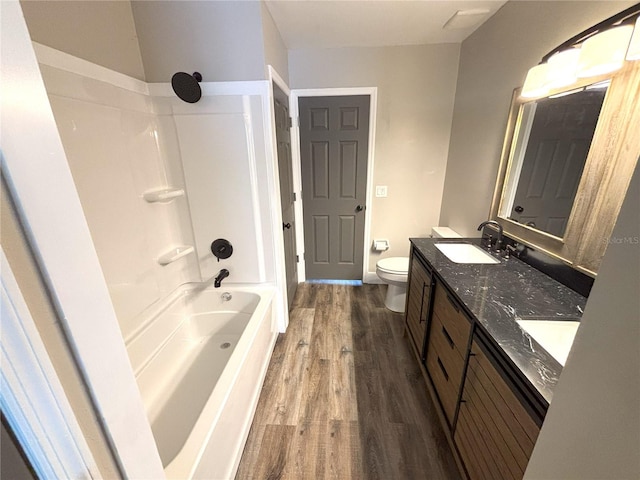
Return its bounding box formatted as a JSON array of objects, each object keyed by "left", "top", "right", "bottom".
[{"left": 34, "top": 42, "right": 286, "bottom": 478}]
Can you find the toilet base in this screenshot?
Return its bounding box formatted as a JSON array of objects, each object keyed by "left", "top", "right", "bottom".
[{"left": 384, "top": 284, "right": 407, "bottom": 313}]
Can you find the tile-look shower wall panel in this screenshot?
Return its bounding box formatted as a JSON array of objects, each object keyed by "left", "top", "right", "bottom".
[
  {"left": 175, "top": 110, "right": 262, "bottom": 283},
  {"left": 41, "top": 66, "right": 199, "bottom": 339}
]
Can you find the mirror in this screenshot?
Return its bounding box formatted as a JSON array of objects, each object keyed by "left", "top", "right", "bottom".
[
  {"left": 491, "top": 60, "right": 640, "bottom": 276},
  {"left": 498, "top": 81, "right": 609, "bottom": 238}
]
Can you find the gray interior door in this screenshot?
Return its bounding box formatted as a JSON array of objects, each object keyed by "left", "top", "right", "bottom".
[
  {"left": 299, "top": 95, "right": 370, "bottom": 279},
  {"left": 512, "top": 89, "right": 606, "bottom": 237},
  {"left": 274, "top": 85, "right": 298, "bottom": 306}
]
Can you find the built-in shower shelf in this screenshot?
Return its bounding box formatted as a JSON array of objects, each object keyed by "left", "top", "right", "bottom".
[
  {"left": 158, "top": 245, "right": 194, "bottom": 265},
  {"left": 143, "top": 188, "right": 185, "bottom": 203}
]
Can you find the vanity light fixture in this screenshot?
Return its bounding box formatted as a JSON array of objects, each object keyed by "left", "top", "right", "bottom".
[
  {"left": 520, "top": 4, "right": 640, "bottom": 98},
  {"left": 521, "top": 63, "right": 550, "bottom": 98},
  {"left": 577, "top": 25, "right": 634, "bottom": 77},
  {"left": 546, "top": 48, "right": 581, "bottom": 89},
  {"left": 626, "top": 16, "right": 640, "bottom": 60}
]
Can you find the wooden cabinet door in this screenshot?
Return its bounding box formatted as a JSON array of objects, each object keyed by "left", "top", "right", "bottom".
[
  {"left": 455, "top": 339, "right": 541, "bottom": 480},
  {"left": 405, "top": 254, "right": 432, "bottom": 356}
]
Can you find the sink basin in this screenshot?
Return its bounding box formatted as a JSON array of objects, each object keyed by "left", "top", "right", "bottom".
[
  {"left": 434, "top": 243, "right": 500, "bottom": 264},
  {"left": 516, "top": 320, "right": 580, "bottom": 366}
]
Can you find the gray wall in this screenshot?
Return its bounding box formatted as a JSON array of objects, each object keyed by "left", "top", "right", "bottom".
[
  {"left": 439, "top": 0, "right": 635, "bottom": 236},
  {"left": 1, "top": 418, "right": 35, "bottom": 480},
  {"left": 131, "top": 0, "right": 266, "bottom": 83},
  {"left": 525, "top": 161, "right": 640, "bottom": 479},
  {"left": 441, "top": 2, "right": 640, "bottom": 476},
  {"left": 20, "top": 0, "right": 146, "bottom": 80},
  {"left": 261, "top": 2, "right": 289, "bottom": 84},
  {"left": 289, "top": 44, "right": 460, "bottom": 273}
]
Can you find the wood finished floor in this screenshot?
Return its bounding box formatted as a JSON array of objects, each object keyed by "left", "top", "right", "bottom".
[{"left": 235, "top": 283, "right": 461, "bottom": 480}]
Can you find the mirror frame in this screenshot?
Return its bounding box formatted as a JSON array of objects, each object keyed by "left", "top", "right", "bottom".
[{"left": 490, "top": 61, "right": 640, "bottom": 277}]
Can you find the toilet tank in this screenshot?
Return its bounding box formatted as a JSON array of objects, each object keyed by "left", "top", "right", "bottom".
[{"left": 431, "top": 227, "right": 462, "bottom": 238}]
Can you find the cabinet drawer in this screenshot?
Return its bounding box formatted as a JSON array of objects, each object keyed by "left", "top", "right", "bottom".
[
  {"left": 425, "top": 338, "right": 460, "bottom": 423},
  {"left": 428, "top": 314, "right": 466, "bottom": 386},
  {"left": 433, "top": 283, "right": 471, "bottom": 353},
  {"left": 455, "top": 340, "right": 541, "bottom": 480}
]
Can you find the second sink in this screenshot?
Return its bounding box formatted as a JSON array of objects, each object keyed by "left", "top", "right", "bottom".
[
  {"left": 517, "top": 319, "right": 580, "bottom": 366},
  {"left": 435, "top": 243, "right": 501, "bottom": 264}
]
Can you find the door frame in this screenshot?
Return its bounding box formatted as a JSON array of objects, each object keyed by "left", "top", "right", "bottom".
[
  {"left": 266, "top": 65, "right": 293, "bottom": 329},
  {"left": 290, "top": 87, "right": 378, "bottom": 282}
]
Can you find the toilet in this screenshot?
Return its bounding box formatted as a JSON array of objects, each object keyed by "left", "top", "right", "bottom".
[
  {"left": 376, "top": 228, "right": 461, "bottom": 313},
  {"left": 376, "top": 257, "right": 410, "bottom": 313}
]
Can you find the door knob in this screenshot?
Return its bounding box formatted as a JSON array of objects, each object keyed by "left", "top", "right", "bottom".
[
  {"left": 514, "top": 205, "right": 524, "bottom": 213},
  {"left": 356, "top": 205, "right": 365, "bottom": 212},
  {"left": 283, "top": 222, "right": 292, "bottom": 230}
]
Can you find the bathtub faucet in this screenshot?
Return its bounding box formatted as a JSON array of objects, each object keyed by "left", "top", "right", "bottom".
[{"left": 213, "top": 269, "right": 230, "bottom": 288}]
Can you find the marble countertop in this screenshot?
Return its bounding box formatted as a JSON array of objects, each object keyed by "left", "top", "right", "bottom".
[{"left": 410, "top": 237, "right": 587, "bottom": 405}]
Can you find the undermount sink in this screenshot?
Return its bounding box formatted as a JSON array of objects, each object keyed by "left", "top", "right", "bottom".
[
  {"left": 434, "top": 243, "right": 501, "bottom": 264},
  {"left": 516, "top": 320, "right": 580, "bottom": 366}
]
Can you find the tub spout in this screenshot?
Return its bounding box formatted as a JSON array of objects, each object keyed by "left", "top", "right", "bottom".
[{"left": 214, "top": 269, "right": 229, "bottom": 288}]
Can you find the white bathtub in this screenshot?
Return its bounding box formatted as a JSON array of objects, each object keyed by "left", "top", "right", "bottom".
[{"left": 125, "top": 283, "right": 277, "bottom": 479}]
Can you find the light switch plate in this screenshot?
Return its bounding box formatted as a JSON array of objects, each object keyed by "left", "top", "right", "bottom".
[{"left": 375, "top": 185, "right": 388, "bottom": 197}]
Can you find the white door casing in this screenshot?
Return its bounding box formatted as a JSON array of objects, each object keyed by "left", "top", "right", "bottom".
[{"left": 290, "top": 88, "right": 378, "bottom": 283}]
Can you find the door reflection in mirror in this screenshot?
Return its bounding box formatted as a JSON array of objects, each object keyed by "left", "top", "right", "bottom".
[{"left": 499, "top": 81, "right": 609, "bottom": 238}]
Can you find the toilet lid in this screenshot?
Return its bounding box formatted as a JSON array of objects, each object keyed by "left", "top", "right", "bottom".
[{"left": 377, "top": 256, "right": 409, "bottom": 274}]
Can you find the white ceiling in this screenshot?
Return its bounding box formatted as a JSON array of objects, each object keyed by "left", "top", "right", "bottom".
[{"left": 264, "top": 0, "right": 508, "bottom": 50}]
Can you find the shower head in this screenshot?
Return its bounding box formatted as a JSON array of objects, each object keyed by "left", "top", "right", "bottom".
[{"left": 171, "top": 71, "right": 202, "bottom": 103}]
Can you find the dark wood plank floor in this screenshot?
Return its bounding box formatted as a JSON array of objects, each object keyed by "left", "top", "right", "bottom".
[{"left": 235, "top": 283, "right": 461, "bottom": 480}]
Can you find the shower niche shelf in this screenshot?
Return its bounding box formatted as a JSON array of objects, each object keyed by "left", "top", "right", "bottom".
[
  {"left": 143, "top": 188, "right": 184, "bottom": 203},
  {"left": 158, "top": 245, "right": 194, "bottom": 265}
]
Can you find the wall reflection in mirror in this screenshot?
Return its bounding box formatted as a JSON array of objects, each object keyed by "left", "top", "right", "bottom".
[{"left": 498, "top": 81, "right": 609, "bottom": 238}]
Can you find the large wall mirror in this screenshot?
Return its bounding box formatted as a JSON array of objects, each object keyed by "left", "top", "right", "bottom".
[
  {"left": 498, "top": 81, "right": 609, "bottom": 239},
  {"left": 491, "top": 61, "right": 640, "bottom": 277}
]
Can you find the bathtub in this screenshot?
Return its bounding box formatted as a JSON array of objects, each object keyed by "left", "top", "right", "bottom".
[{"left": 125, "top": 283, "right": 277, "bottom": 479}]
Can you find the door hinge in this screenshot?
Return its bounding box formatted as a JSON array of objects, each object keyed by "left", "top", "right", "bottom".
[
  {"left": 293, "top": 192, "right": 297, "bottom": 202},
  {"left": 296, "top": 255, "right": 299, "bottom": 263},
  {"left": 288, "top": 117, "right": 293, "bottom": 129}
]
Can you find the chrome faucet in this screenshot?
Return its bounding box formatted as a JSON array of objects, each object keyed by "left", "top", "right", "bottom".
[
  {"left": 477, "top": 220, "right": 503, "bottom": 252},
  {"left": 213, "top": 269, "right": 229, "bottom": 288}
]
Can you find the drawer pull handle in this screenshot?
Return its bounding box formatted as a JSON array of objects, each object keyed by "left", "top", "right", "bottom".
[
  {"left": 446, "top": 293, "right": 460, "bottom": 312},
  {"left": 441, "top": 326, "right": 455, "bottom": 349},
  {"left": 437, "top": 357, "right": 449, "bottom": 381}
]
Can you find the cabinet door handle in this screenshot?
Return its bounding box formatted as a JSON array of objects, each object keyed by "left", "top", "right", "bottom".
[
  {"left": 419, "top": 283, "right": 428, "bottom": 323},
  {"left": 441, "top": 326, "right": 455, "bottom": 349},
  {"left": 446, "top": 293, "right": 460, "bottom": 312},
  {"left": 437, "top": 357, "right": 449, "bottom": 381}
]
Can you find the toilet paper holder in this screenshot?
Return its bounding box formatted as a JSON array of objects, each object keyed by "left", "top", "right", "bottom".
[{"left": 373, "top": 239, "right": 390, "bottom": 251}]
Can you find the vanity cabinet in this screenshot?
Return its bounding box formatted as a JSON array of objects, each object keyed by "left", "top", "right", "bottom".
[
  {"left": 425, "top": 282, "right": 472, "bottom": 424},
  {"left": 405, "top": 241, "right": 551, "bottom": 480},
  {"left": 405, "top": 253, "right": 433, "bottom": 356},
  {"left": 455, "top": 337, "right": 540, "bottom": 480}
]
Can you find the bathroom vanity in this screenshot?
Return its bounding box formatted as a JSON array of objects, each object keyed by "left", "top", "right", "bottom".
[{"left": 405, "top": 237, "right": 586, "bottom": 480}]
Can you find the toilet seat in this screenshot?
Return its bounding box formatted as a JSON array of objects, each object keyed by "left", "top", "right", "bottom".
[{"left": 376, "top": 257, "right": 409, "bottom": 275}]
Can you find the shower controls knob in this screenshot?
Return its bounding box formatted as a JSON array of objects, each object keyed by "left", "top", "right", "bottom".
[{"left": 211, "top": 238, "right": 233, "bottom": 262}]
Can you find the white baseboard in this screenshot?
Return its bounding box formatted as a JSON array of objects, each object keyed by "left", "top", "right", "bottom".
[{"left": 363, "top": 272, "right": 384, "bottom": 284}]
